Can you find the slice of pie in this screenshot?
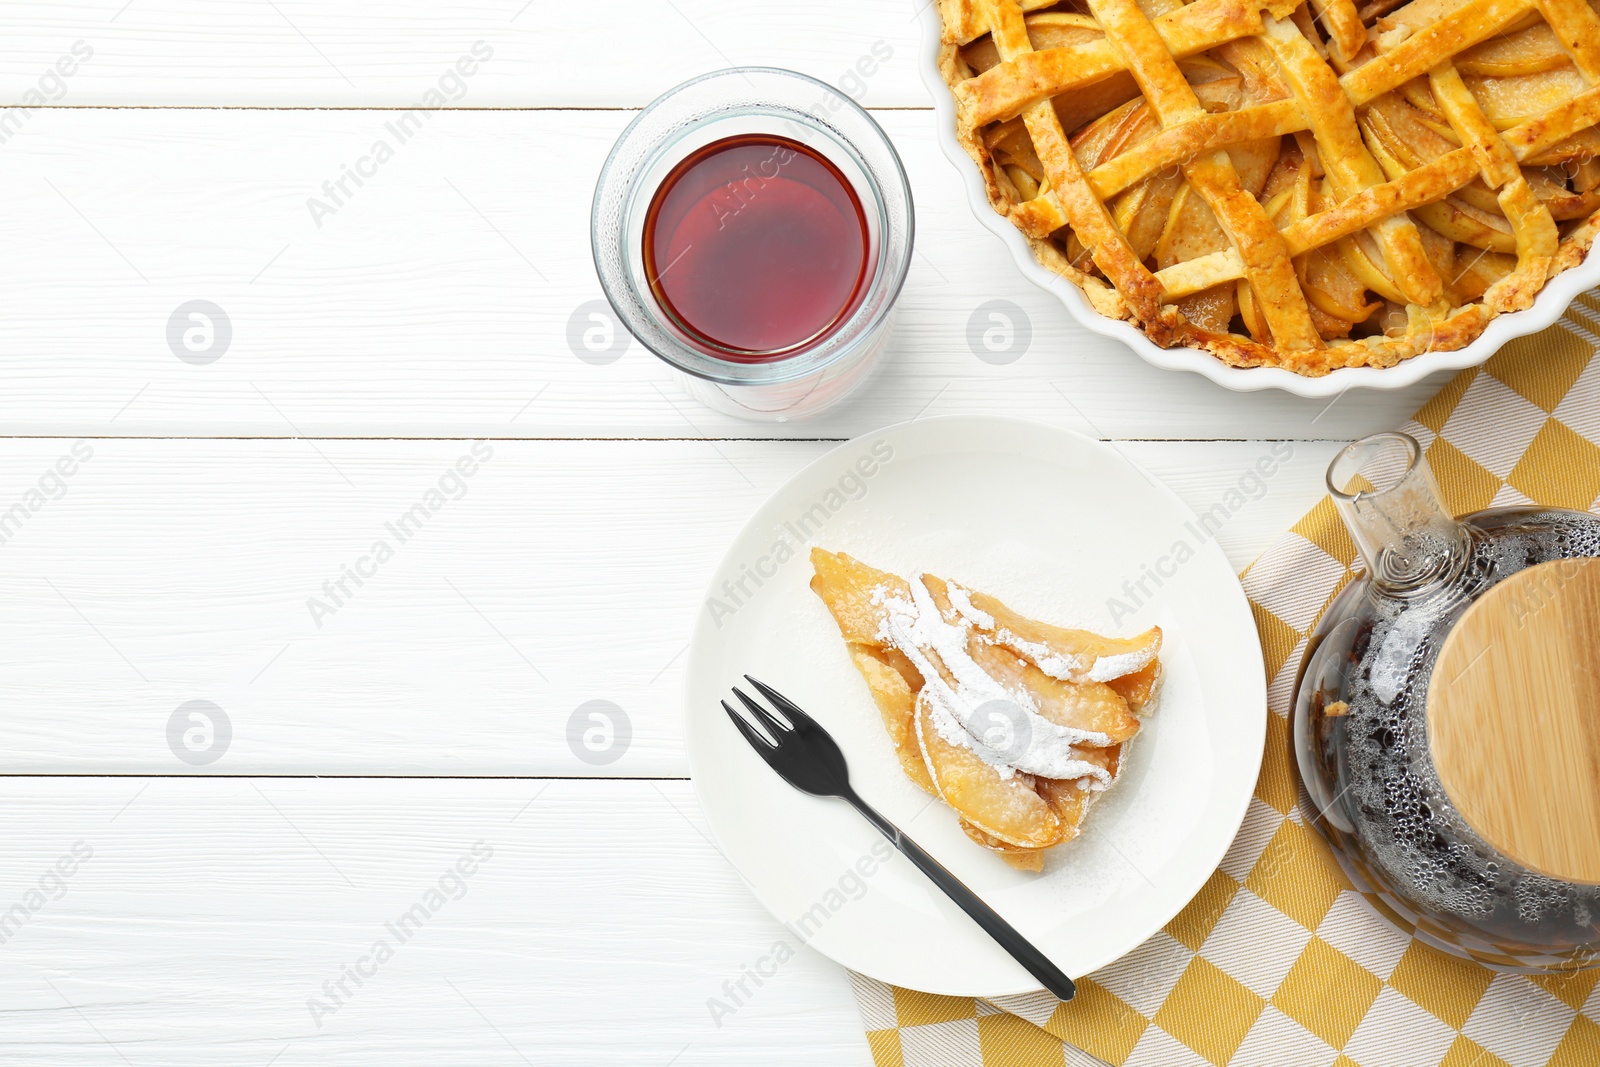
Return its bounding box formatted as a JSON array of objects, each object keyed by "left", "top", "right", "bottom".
[
  {"left": 936, "top": 0, "right": 1600, "bottom": 374},
  {"left": 810, "top": 548, "right": 1162, "bottom": 871}
]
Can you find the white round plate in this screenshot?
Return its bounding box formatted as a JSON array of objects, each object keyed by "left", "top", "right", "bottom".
[
  {"left": 683, "top": 416, "right": 1266, "bottom": 996},
  {"left": 912, "top": 1, "right": 1600, "bottom": 397}
]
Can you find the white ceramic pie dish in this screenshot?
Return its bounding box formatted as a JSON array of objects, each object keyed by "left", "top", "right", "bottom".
[{"left": 914, "top": 1, "right": 1600, "bottom": 398}]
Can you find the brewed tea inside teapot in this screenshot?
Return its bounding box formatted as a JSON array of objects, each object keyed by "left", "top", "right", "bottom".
[{"left": 1293, "top": 431, "right": 1600, "bottom": 971}]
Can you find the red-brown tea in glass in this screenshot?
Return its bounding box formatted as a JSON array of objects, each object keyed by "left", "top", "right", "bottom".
[{"left": 643, "top": 134, "right": 869, "bottom": 361}]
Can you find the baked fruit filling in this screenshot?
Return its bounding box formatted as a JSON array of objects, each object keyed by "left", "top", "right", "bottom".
[
  {"left": 810, "top": 548, "right": 1162, "bottom": 871},
  {"left": 938, "top": 0, "right": 1600, "bottom": 373}
]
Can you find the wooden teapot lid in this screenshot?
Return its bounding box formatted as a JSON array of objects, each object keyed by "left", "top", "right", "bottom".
[{"left": 1428, "top": 558, "right": 1600, "bottom": 885}]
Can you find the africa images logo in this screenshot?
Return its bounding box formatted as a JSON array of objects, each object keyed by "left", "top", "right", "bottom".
[
  {"left": 307, "top": 841, "right": 493, "bottom": 1027},
  {"left": 305, "top": 42, "right": 494, "bottom": 229},
  {"left": 704, "top": 439, "right": 893, "bottom": 628},
  {"left": 1105, "top": 443, "right": 1294, "bottom": 624}
]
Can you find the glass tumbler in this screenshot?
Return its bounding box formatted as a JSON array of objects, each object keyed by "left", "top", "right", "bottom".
[{"left": 591, "top": 67, "right": 914, "bottom": 421}]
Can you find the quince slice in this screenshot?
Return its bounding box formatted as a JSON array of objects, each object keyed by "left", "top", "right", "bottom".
[
  {"left": 955, "top": 582, "right": 1162, "bottom": 686},
  {"left": 966, "top": 639, "right": 1142, "bottom": 742},
  {"left": 961, "top": 14, "right": 1140, "bottom": 136},
  {"left": 1463, "top": 67, "right": 1588, "bottom": 130},
  {"left": 1157, "top": 186, "right": 1237, "bottom": 334},
  {"left": 809, "top": 548, "right": 908, "bottom": 646},
  {"left": 915, "top": 694, "right": 1065, "bottom": 849},
  {"left": 1303, "top": 246, "right": 1380, "bottom": 323},
  {"left": 959, "top": 763, "right": 1122, "bottom": 873},
  {"left": 959, "top": 822, "right": 1047, "bottom": 872},
  {"left": 847, "top": 644, "right": 935, "bottom": 796},
  {"left": 1456, "top": 22, "right": 1570, "bottom": 77},
  {"left": 1113, "top": 170, "right": 1184, "bottom": 263},
  {"left": 1108, "top": 661, "right": 1163, "bottom": 713}
]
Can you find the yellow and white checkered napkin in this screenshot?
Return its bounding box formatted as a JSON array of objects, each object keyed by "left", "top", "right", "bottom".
[{"left": 851, "top": 296, "right": 1600, "bottom": 1067}]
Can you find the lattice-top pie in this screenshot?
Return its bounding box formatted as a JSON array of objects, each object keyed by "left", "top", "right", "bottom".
[{"left": 937, "top": 0, "right": 1600, "bottom": 373}]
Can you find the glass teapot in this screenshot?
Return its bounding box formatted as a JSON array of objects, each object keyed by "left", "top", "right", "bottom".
[{"left": 1293, "top": 431, "right": 1600, "bottom": 971}]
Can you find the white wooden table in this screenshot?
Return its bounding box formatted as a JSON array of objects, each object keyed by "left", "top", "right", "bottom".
[{"left": 0, "top": 3, "right": 1453, "bottom": 1063}]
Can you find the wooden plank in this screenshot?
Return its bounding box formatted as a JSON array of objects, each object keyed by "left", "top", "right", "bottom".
[
  {"left": 0, "top": 107, "right": 1436, "bottom": 440},
  {"left": 0, "top": 437, "right": 1341, "bottom": 774},
  {"left": 0, "top": 776, "right": 873, "bottom": 1065},
  {"left": 0, "top": 0, "right": 930, "bottom": 108}
]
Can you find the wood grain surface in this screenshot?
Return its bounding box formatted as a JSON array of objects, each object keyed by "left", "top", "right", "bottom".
[
  {"left": 0, "top": 0, "right": 1435, "bottom": 1060},
  {"left": 1430, "top": 558, "right": 1600, "bottom": 885}
]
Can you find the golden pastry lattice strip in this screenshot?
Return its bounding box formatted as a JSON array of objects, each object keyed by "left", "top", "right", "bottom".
[
  {"left": 983, "top": 0, "right": 1168, "bottom": 320},
  {"left": 1340, "top": 0, "right": 1533, "bottom": 106},
  {"left": 1088, "top": 99, "right": 1305, "bottom": 200},
  {"left": 1012, "top": 97, "right": 1308, "bottom": 236},
  {"left": 1157, "top": 153, "right": 1481, "bottom": 298},
  {"left": 1308, "top": 0, "right": 1365, "bottom": 62},
  {"left": 1281, "top": 150, "right": 1479, "bottom": 257},
  {"left": 1089, "top": 0, "right": 1322, "bottom": 349},
  {"left": 1513, "top": 83, "right": 1600, "bottom": 161},
  {"left": 1431, "top": 69, "right": 1523, "bottom": 192},
  {"left": 1155, "top": 150, "right": 1479, "bottom": 298},
  {"left": 956, "top": 0, "right": 1297, "bottom": 126},
  {"left": 1427, "top": 36, "right": 1567, "bottom": 306},
  {"left": 941, "top": 0, "right": 1060, "bottom": 45},
  {"left": 1153, "top": 81, "right": 1600, "bottom": 302},
  {"left": 1154, "top": 249, "right": 1248, "bottom": 298},
  {"left": 1259, "top": 14, "right": 1441, "bottom": 306},
  {"left": 1534, "top": 0, "right": 1600, "bottom": 81}
]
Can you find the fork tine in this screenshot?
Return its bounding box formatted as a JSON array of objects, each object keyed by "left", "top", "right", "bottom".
[
  {"left": 732, "top": 686, "right": 793, "bottom": 739},
  {"left": 744, "top": 676, "right": 818, "bottom": 730},
  {"left": 722, "top": 699, "right": 776, "bottom": 751}
]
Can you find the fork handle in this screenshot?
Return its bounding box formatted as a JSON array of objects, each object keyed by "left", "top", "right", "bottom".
[{"left": 843, "top": 790, "right": 1076, "bottom": 1002}]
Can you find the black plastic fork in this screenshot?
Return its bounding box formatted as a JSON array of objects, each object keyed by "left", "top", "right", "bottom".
[{"left": 724, "top": 676, "right": 1076, "bottom": 1002}]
